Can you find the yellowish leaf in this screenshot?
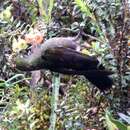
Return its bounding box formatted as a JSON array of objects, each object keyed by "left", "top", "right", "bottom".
[{"left": 12, "top": 38, "right": 28, "bottom": 52}]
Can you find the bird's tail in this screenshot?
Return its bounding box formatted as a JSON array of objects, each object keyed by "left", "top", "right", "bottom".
[{"left": 84, "top": 70, "right": 113, "bottom": 91}]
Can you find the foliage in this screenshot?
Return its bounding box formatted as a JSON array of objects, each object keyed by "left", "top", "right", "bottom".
[
  {"left": 74, "top": 0, "right": 95, "bottom": 21},
  {"left": 75, "top": 0, "right": 129, "bottom": 112},
  {"left": 12, "top": 0, "right": 38, "bottom": 24},
  {"left": 0, "top": 74, "right": 27, "bottom": 88},
  {"left": 0, "top": 0, "right": 129, "bottom": 130},
  {"left": 37, "top": 0, "right": 55, "bottom": 24},
  {"left": 105, "top": 111, "right": 130, "bottom": 130},
  {"left": 118, "top": 112, "right": 130, "bottom": 125},
  {"left": 0, "top": 5, "right": 12, "bottom": 22},
  {"left": 0, "top": 85, "right": 51, "bottom": 130}
]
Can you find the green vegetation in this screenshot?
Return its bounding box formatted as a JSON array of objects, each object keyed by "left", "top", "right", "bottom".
[{"left": 0, "top": 0, "right": 129, "bottom": 129}]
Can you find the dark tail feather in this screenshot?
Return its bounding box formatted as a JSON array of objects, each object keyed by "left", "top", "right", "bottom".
[
  {"left": 84, "top": 70, "right": 114, "bottom": 76},
  {"left": 84, "top": 70, "right": 113, "bottom": 91}
]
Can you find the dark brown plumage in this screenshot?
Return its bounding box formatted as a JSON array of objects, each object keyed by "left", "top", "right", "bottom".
[{"left": 15, "top": 36, "right": 113, "bottom": 91}]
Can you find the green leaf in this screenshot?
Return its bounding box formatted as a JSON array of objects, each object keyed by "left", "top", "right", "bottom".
[
  {"left": 49, "top": 73, "right": 60, "bottom": 130},
  {"left": 91, "top": 41, "right": 100, "bottom": 52},
  {"left": 37, "top": 0, "right": 54, "bottom": 23},
  {"left": 37, "top": 0, "right": 47, "bottom": 16},
  {"left": 118, "top": 113, "right": 130, "bottom": 124},
  {"left": 0, "top": 80, "right": 5, "bottom": 88},
  {"left": 74, "top": 0, "right": 95, "bottom": 21},
  {"left": 106, "top": 111, "right": 127, "bottom": 130},
  {"left": 127, "top": 126, "right": 130, "bottom": 130},
  {"left": 106, "top": 111, "right": 118, "bottom": 130},
  {"left": 48, "top": 0, "right": 55, "bottom": 22}
]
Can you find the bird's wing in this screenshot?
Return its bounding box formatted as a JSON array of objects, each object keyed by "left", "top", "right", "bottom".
[{"left": 42, "top": 47, "right": 101, "bottom": 71}]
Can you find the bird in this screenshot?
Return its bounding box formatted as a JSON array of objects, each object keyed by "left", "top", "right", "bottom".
[{"left": 15, "top": 35, "right": 113, "bottom": 91}]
